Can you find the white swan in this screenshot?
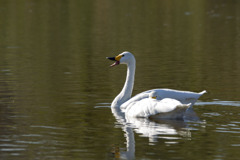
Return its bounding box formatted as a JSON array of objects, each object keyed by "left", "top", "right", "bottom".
[
  {"left": 125, "top": 91, "right": 191, "bottom": 119},
  {"left": 107, "top": 51, "right": 206, "bottom": 119}
]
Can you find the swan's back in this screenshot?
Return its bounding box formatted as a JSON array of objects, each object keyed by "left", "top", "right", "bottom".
[
  {"left": 147, "top": 89, "right": 206, "bottom": 103},
  {"left": 121, "top": 89, "right": 206, "bottom": 110}
]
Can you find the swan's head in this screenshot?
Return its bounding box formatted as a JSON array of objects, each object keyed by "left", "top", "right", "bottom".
[
  {"left": 107, "top": 51, "right": 135, "bottom": 67},
  {"left": 149, "top": 91, "right": 160, "bottom": 100}
]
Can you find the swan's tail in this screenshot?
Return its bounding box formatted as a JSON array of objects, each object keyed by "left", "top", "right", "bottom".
[{"left": 199, "top": 90, "right": 207, "bottom": 95}]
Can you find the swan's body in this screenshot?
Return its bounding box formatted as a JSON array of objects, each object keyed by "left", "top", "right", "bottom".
[
  {"left": 107, "top": 51, "right": 206, "bottom": 119},
  {"left": 125, "top": 93, "right": 191, "bottom": 119}
]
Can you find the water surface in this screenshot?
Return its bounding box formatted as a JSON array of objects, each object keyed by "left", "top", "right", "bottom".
[{"left": 0, "top": 0, "right": 240, "bottom": 159}]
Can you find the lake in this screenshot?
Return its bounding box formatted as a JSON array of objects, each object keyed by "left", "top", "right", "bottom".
[{"left": 0, "top": 0, "right": 240, "bottom": 159}]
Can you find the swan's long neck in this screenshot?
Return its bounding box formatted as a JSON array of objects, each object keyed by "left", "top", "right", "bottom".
[
  {"left": 121, "top": 61, "right": 135, "bottom": 100},
  {"left": 112, "top": 60, "right": 136, "bottom": 107}
]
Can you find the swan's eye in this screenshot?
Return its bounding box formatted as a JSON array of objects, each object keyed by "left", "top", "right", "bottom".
[{"left": 122, "top": 55, "right": 125, "bottom": 57}]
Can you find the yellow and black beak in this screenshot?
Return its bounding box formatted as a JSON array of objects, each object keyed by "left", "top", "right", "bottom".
[{"left": 107, "top": 55, "right": 123, "bottom": 67}]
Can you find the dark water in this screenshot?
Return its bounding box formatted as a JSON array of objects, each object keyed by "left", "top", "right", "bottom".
[{"left": 0, "top": 0, "right": 240, "bottom": 159}]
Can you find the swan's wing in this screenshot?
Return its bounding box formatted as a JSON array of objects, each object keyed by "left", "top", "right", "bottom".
[
  {"left": 124, "top": 98, "right": 156, "bottom": 117},
  {"left": 125, "top": 98, "right": 189, "bottom": 118},
  {"left": 149, "top": 98, "right": 191, "bottom": 119},
  {"left": 120, "top": 91, "right": 150, "bottom": 110}
]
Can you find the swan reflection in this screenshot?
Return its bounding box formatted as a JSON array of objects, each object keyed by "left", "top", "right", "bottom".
[
  {"left": 111, "top": 107, "right": 195, "bottom": 159},
  {"left": 126, "top": 116, "right": 191, "bottom": 143}
]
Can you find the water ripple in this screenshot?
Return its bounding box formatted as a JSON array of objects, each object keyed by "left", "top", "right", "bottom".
[
  {"left": 196, "top": 100, "right": 240, "bottom": 107},
  {"left": 30, "top": 125, "right": 65, "bottom": 130},
  {"left": 94, "top": 103, "right": 111, "bottom": 108}
]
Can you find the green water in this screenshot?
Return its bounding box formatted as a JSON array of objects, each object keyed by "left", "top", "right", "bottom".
[{"left": 0, "top": 0, "right": 240, "bottom": 159}]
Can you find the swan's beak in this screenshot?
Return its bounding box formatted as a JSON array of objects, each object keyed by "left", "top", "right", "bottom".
[
  {"left": 106, "top": 55, "right": 122, "bottom": 67},
  {"left": 107, "top": 57, "right": 116, "bottom": 61},
  {"left": 152, "top": 96, "right": 157, "bottom": 99}
]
